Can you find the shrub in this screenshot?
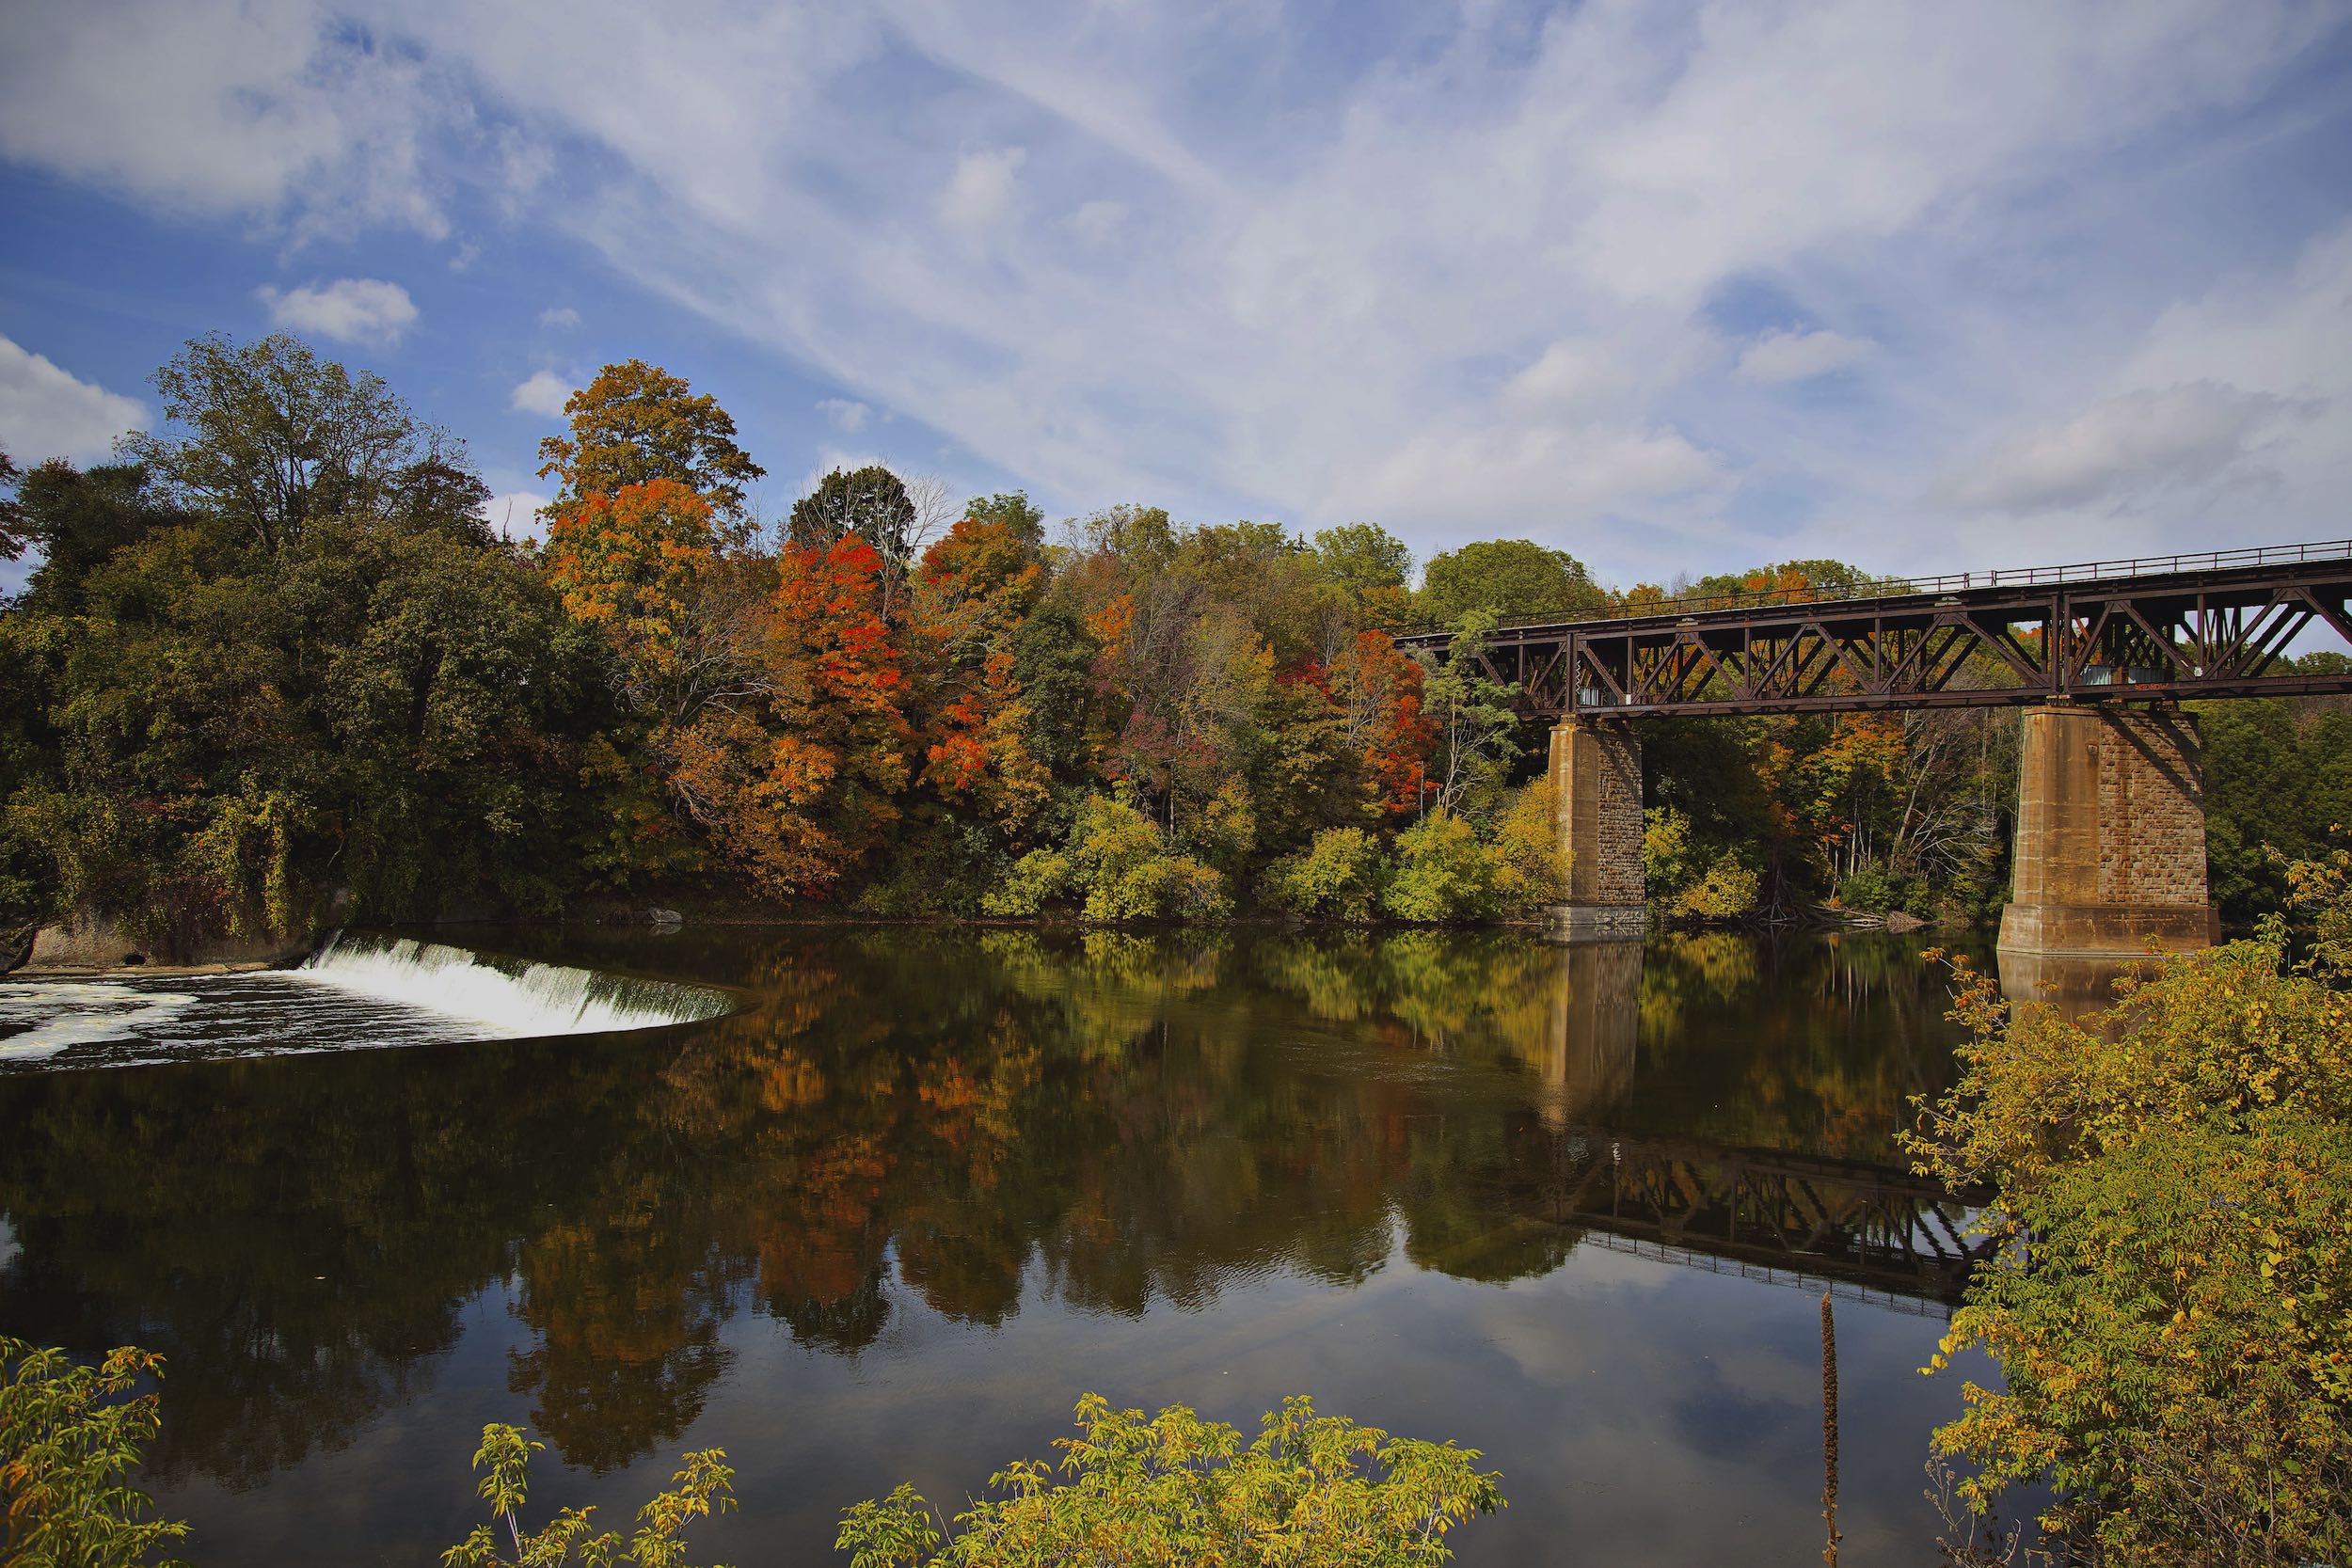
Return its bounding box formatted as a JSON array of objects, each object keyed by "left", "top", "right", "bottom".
[
  {"left": 442, "top": 1423, "right": 736, "bottom": 1568},
  {"left": 835, "top": 1393, "right": 1503, "bottom": 1566},
  {"left": 1640, "top": 803, "right": 1694, "bottom": 905},
  {"left": 0, "top": 1337, "right": 189, "bottom": 1567},
  {"left": 1669, "top": 853, "right": 1757, "bottom": 921},
  {"left": 1381, "top": 813, "right": 1499, "bottom": 923},
  {"left": 1487, "top": 779, "right": 1566, "bottom": 915},
  {"left": 980, "top": 794, "right": 1229, "bottom": 923},
  {"left": 1263, "top": 827, "right": 1386, "bottom": 920},
  {"left": 1908, "top": 848, "right": 2352, "bottom": 1561},
  {"left": 1835, "top": 864, "right": 1926, "bottom": 916},
  {"left": 981, "top": 847, "right": 1069, "bottom": 918}
]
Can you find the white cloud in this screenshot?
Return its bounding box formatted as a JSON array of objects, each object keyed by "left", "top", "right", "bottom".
[
  {"left": 1735, "top": 328, "right": 1873, "bottom": 384},
  {"left": 258, "top": 277, "right": 420, "bottom": 346},
  {"left": 1504, "top": 341, "right": 1629, "bottom": 420},
  {"left": 816, "top": 398, "right": 871, "bottom": 433},
  {"left": 484, "top": 488, "right": 551, "bottom": 539},
  {"left": 1333, "top": 423, "right": 1724, "bottom": 542},
  {"left": 1066, "top": 198, "right": 1126, "bottom": 245},
  {"left": 539, "top": 307, "right": 580, "bottom": 329},
  {"left": 510, "top": 370, "right": 574, "bottom": 417},
  {"left": 0, "top": 0, "right": 454, "bottom": 242},
  {"left": 1933, "top": 381, "right": 2308, "bottom": 514},
  {"left": 0, "top": 335, "right": 147, "bottom": 466},
  {"left": 938, "top": 146, "right": 1027, "bottom": 230}
]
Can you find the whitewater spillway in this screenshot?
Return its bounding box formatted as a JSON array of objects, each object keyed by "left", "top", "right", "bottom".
[
  {"left": 1, "top": 931, "right": 733, "bottom": 1071},
  {"left": 294, "top": 930, "right": 732, "bottom": 1037}
]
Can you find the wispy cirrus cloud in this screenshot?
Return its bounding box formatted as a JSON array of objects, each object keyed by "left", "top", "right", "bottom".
[
  {"left": 3, "top": 0, "right": 2348, "bottom": 585},
  {"left": 1933, "top": 381, "right": 2312, "bottom": 515},
  {"left": 1736, "top": 329, "right": 1873, "bottom": 384}
]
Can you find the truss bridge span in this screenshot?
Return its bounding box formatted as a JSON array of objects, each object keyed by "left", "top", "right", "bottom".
[
  {"left": 1391, "top": 541, "right": 2352, "bottom": 956},
  {"left": 1393, "top": 539, "right": 2352, "bottom": 721}
]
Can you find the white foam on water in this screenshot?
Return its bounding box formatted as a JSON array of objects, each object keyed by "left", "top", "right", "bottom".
[
  {"left": 294, "top": 932, "right": 728, "bottom": 1037},
  {"left": 0, "top": 981, "right": 200, "bottom": 1058}
]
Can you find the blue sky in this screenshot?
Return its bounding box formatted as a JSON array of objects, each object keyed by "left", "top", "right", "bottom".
[{"left": 4, "top": 0, "right": 2350, "bottom": 595}]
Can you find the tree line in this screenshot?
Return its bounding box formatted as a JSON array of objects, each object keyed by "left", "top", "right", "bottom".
[{"left": 2, "top": 332, "right": 2344, "bottom": 944}]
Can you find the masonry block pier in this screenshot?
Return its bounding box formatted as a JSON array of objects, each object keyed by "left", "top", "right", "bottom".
[
  {"left": 1997, "top": 704, "right": 2221, "bottom": 958},
  {"left": 1546, "top": 719, "right": 1646, "bottom": 938}
]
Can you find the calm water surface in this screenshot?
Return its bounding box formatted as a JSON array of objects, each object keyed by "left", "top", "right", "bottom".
[{"left": 0, "top": 926, "right": 2005, "bottom": 1563}]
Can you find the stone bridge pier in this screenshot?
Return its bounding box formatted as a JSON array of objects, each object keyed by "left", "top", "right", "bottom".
[
  {"left": 1546, "top": 719, "right": 1646, "bottom": 938},
  {"left": 1997, "top": 703, "right": 2221, "bottom": 958}
]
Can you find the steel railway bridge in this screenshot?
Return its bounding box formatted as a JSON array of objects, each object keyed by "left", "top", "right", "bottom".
[
  {"left": 1393, "top": 541, "right": 2352, "bottom": 953},
  {"left": 1394, "top": 539, "right": 2352, "bottom": 721}
]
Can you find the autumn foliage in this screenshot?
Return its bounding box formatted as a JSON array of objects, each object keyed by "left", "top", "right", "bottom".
[{"left": 20, "top": 335, "right": 2340, "bottom": 941}]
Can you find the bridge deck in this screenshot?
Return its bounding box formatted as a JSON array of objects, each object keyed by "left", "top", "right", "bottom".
[{"left": 1396, "top": 540, "right": 2352, "bottom": 720}]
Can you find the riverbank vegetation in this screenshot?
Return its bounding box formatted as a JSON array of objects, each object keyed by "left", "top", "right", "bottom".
[
  {"left": 1910, "top": 848, "right": 2352, "bottom": 1561},
  {"left": 3, "top": 333, "right": 2345, "bottom": 948}
]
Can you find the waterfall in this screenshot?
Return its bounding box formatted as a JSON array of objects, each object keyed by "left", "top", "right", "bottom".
[{"left": 295, "top": 931, "right": 731, "bottom": 1037}]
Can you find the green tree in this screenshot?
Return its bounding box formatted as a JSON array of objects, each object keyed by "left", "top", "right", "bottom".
[
  {"left": 1687, "top": 557, "right": 1877, "bottom": 606},
  {"left": 1311, "top": 522, "right": 1411, "bottom": 604},
  {"left": 2197, "top": 695, "right": 2352, "bottom": 927},
  {"left": 536, "top": 359, "right": 765, "bottom": 521},
  {"left": 837, "top": 1393, "right": 1502, "bottom": 1567},
  {"left": 0, "top": 450, "right": 25, "bottom": 561},
  {"left": 1008, "top": 599, "right": 1099, "bottom": 784},
  {"left": 119, "top": 332, "right": 447, "bottom": 555},
  {"left": 789, "top": 466, "right": 916, "bottom": 568},
  {"left": 1416, "top": 612, "right": 1522, "bottom": 818},
  {"left": 8, "top": 490, "right": 602, "bottom": 941},
  {"left": 964, "top": 490, "right": 1045, "bottom": 549},
  {"left": 1416, "top": 539, "right": 1603, "bottom": 627},
  {"left": 8, "top": 460, "right": 184, "bottom": 610}
]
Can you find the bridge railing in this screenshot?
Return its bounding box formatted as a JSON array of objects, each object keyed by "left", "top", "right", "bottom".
[{"left": 1405, "top": 537, "right": 2352, "bottom": 640}]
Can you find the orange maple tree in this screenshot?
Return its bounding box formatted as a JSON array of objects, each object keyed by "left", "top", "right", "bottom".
[
  {"left": 665, "top": 536, "right": 913, "bottom": 896},
  {"left": 907, "top": 517, "right": 1050, "bottom": 830},
  {"left": 542, "top": 479, "right": 723, "bottom": 716},
  {"left": 1328, "top": 630, "right": 1437, "bottom": 817}
]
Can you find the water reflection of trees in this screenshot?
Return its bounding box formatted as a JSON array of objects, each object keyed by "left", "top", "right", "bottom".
[
  {"left": 0, "top": 925, "right": 1970, "bottom": 1487},
  {"left": 0, "top": 1053, "right": 633, "bottom": 1485}
]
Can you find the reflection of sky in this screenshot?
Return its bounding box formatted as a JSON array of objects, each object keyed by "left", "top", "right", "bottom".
[{"left": 155, "top": 1224, "right": 1994, "bottom": 1565}]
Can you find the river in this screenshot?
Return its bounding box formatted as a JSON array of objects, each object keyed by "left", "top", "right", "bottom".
[{"left": 0, "top": 925, "right": 2023, "bottom": 1563}]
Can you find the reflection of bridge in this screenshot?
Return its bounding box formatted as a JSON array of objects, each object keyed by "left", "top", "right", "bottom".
[
  {"left": 1528, "top": 1127, "right": 1991, "bottom": 1315},
  {"left": 1492, "top": 939, "right": 1990, "bottom": 1311},
  {"left": 1398, "top": 543, "right": 2352, "bottom": 955}
]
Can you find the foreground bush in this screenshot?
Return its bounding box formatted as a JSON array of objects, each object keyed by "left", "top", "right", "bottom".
[
  {"left": 442, "top": 1424, "right": 736, "bottom": 1568},
  {"left": 0, "top": 1362, "right": 1499, "bottom": 1567},
  {"left": 1909, "top": 848, "right": 2352, "bottom": 1562},
  {"left": 0, "top": 1337, "right": 188, "bottom": 1567},
  {"left": 836, "top": 1393, "right": 1503, "bottom": 1566}
]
